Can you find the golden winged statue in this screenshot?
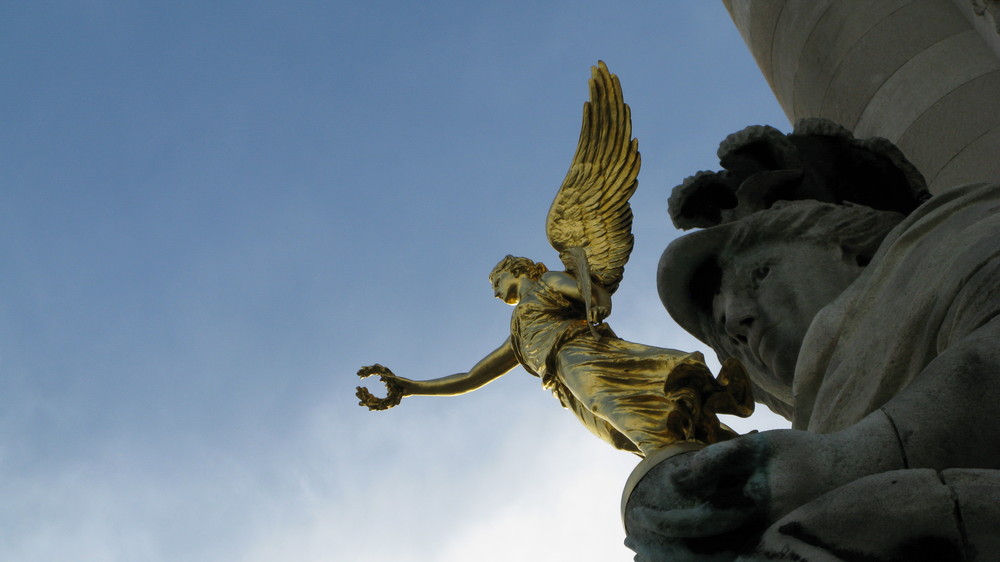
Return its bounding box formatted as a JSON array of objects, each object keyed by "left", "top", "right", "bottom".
[{"left": 357, "top": 62, "right": 753, "bottom": 456}]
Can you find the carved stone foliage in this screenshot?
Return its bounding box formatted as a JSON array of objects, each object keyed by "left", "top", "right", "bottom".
[{"left": 667, "top": 119, "right": 929, "bottom": 230}]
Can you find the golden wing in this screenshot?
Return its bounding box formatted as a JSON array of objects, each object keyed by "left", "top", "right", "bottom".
[{"left": 546, "top": 61, "right": 640, "bottom": 295}]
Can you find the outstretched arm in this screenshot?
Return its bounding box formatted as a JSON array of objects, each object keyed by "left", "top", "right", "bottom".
[
  {"left": 356, "top": 338, "right": 519, "bottom": 411},
  {"left": 378, "top": 337, "right": 518, "bottom": 397}
]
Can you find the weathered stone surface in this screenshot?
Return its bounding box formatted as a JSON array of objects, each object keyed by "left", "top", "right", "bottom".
[
  {"left": 851, "top": 30, "right": 996, "bottom": 141},
  {"left": 628, "top": 121, "right": 1000, "bottom": 560},
  {"left": 740, "top": 470, "right": 963, "bottom": 561},
  {"left": 958, "top": 0, "right": 1000, "bottom": 59},
  {"left": 894, "top": 69, "right": 1000, "bottom": 190},
  {"left": 819, "top": 0, "right": 970, "bottom": 129},
  {"left": 943, "top": 469, "right": 1000, "bottom": 557},
  {"left": 724, "top": 0, "right": 1000, "bottom": 190}
]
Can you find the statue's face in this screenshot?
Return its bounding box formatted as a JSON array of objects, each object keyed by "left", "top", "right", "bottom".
[
  {"left": 492, "top": 270, "right": 521, "bottom": 305},
  {"left": 711, "top": 239, "right": 862, "bottom": 390}
]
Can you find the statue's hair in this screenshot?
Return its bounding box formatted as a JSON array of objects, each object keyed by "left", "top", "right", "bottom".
[
  {"left": 720, "top": 200, "right": 904, "bottom": 268},
  {"left": 689, "top": 201, "right": 903, "bottom": 319},
  {"left": 490, "top": 255, "right": 548, "bottom": 283}
]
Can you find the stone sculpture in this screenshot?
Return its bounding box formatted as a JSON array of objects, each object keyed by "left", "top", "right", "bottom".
[
  {"left": 973, "top": 0, "right": 1000, "bottom": 34},
  {"left": 355, "top": 62, "right": 753, "bottom": 457},
  {"left": 623, "top": 119, "right": 1000, "bottom": 560}
]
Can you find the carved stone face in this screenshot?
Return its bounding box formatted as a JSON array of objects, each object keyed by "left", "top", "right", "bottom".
[{"left": 711, "top": 239, "right": 863, "bottom": 391}]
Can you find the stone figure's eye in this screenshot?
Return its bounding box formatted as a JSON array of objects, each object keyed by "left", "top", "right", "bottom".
[{"left": 751, "top": 266, "right": 770, "bottom": 289}]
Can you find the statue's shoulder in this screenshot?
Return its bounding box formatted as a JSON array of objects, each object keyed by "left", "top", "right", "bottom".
[
  {"left": 540, "top": 270, "right": 574, "bottom": 286},
  {"left": 885, "top": 182, "right": 1000, "bottom": 246},
  {"left": 538, "top": 271, "right": 583, "bottom": 298}
]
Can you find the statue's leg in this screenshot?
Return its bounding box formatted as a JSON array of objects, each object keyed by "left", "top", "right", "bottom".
[{"left": 556, "top": 339, "right": 705, "bottom": 456}]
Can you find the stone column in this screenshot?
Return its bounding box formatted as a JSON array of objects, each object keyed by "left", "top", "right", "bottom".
[{"left": 723, "top": 0, "right": 1000, "bottom": 193}]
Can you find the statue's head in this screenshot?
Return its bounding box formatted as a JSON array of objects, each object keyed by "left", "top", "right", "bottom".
[
  {"left": 490, "top": 255, "right": 547, "bottom": 281},
  {"left": 489, "top": 255, "right": 547, "bottom": 304},
  {"left": 659, "top": 119, "right": 924, "bottom": 418},
  {"left": 659, "top": 202, "right": 903, "bottom": 415}
]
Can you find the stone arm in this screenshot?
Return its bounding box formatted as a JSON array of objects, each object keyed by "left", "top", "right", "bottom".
[
  {"left": 382, "top": 337, "right": 519, "bottom": 397},
  {"left": 625, "top": 316, "right": 1000, "bottom": 554},
  {"left": 881, "top": 314, "right": 1000, "bottom": 470}
]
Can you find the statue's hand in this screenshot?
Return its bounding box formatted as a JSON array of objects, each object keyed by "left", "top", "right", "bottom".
[
  {"left": 356, "top": 364, "right": 414, "bottom": 411},
  {"left": 589, "top": 305, "right": 610, "bottom": 324},
  {"left": 626, "top": 430, "right": 842, "bottom": 552}
]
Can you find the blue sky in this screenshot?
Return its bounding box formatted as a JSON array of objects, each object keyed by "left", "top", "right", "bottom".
[{"left": 2, "top": 2, "right": 789, "bottom": 560}]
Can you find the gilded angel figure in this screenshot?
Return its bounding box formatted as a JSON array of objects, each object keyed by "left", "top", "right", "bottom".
[{"left": 357, "top": 62, "right": 752, "bottom": 456}]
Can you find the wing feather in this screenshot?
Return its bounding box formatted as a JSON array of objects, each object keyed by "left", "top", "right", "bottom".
[{"left": 546, "top": 61, "right": 640, "bottom": 294}]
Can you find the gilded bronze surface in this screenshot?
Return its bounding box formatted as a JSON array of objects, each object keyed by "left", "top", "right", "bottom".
[{"left": 356, "top": 62, "right": 753, "bottom": 456}]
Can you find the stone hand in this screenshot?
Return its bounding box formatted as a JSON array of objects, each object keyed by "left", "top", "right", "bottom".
[{"left": 626, "top": 429, "right": 857, "bottom": 556}]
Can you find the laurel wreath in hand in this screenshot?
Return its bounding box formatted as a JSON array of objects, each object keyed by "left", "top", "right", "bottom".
[{"left": 356, "top": 364, "right": 404, "bottom": 411}]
